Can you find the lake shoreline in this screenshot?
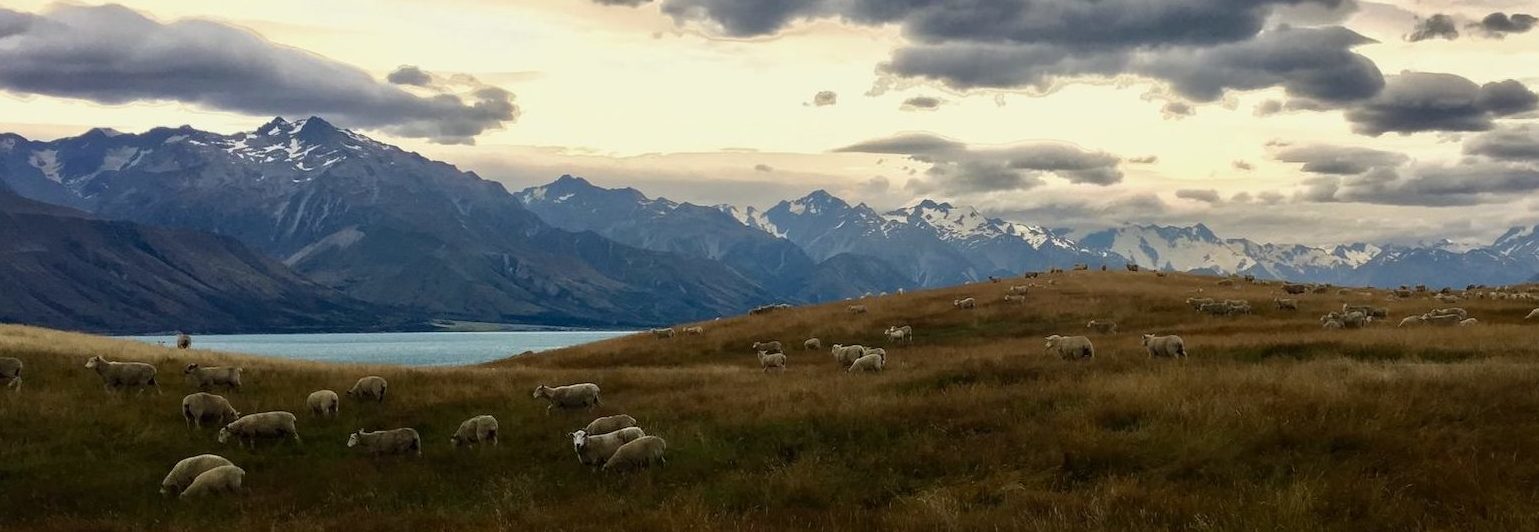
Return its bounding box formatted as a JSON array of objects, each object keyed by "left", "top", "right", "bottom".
[{"left": 121, "top": 330, "right": 632, "bottom": 367}]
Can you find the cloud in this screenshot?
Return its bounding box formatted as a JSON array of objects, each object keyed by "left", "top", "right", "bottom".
[
  {"left": 811, "top": 90, "right": 837, "bottom": 106},
  {"left": 1257, "top": 191, "right": 1286, "bottom": 204},
  {"left": 1161, "top": 101, "right": 1194, "bottom": 119},
  {"left": 593, "top": 0, "right": 653, "bottom": 6},
  {"left": 1176, "top": 189, "right": 1223, "bottom": 204},
  {"left": 1406, "top": 14, "right": 1459, "bottom": 42},
  {"left": 753, "top": 163, "right": 774, "bottom": 172},
  {"left": 1233, "top": 160, "right": 1255, "bottom": 171},
  {"left": 1128, "top": 155, "right": 1159, "bottom": 164},
  {"left": 1473, "top": 12, "right": 1536, "bottom": 37},
  {"left": 900, "top": 96, "right": 944, "bottom": 111},
  {"left": 1343, "top": 73, "right": 1536, "bottom": 136},
  {"left": 386, "top": 65, "right": 434, "bottom": 87},
  {"left": 835, "top": 132, "right": 1124, "bottom": 194},
  {"left": 1254, "top": 100, "right": 1284, "bottom": 116},
  {"left": 861, "top": 175, "right": 891, "bottom": 195},
  {"left": 1323, "top": 163, "right": 1539, "bottom": 206},
  {"left": 1272, "top": 144, "right": 1409, "bottom": 175},
  {"left": 1230, "top": 191, "right": 1253, "bottom": 203},
  {"left": 0, "top": 5, "right": 517, "bottom": 144},
  {"left": 1464, "top": 125, "right": 1539, "bottom": 162}
]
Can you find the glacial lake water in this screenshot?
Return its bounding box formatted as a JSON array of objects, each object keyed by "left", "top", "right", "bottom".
[{"left": 124, "top": 331, "right": 632, "bottom": 367}]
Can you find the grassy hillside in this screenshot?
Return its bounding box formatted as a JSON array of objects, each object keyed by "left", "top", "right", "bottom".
[{"left": 6, "top": 271, "right": 1539, "bottom": 530}]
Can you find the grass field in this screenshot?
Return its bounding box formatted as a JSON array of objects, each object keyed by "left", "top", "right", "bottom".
[{"left": 5, "top": 270, "right": 1539, "bottom": 530}]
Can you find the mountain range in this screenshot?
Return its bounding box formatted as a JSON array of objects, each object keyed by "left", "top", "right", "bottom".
[{"left": 3, "top": 118, "right": 1538, "bottom": 333}]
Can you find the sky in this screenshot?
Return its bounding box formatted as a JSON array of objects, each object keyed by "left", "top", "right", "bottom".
[{"left": 1, "top": 0, "right": 1537, "bottom": 247}]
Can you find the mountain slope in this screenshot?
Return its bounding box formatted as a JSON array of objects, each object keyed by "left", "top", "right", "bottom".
[{"left": 884, "top": 200, "right": 1108, "bottom": 276}]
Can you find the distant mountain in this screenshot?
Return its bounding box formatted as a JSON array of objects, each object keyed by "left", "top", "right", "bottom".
[
  {"left": 0, "top": 118, "right": 771, "bottom": 326},
  {"left": 0, "top": 187, "right": 397, "bottom": 334},
  {"left": 884, "top": 200, "right": 1109, "bottom": 276}
]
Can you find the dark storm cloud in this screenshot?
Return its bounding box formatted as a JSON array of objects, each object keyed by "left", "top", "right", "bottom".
[
  {"left": 0, "top": 5, "right": 518, "bottom": 144},
  {"left": 1175, "top": 189, "right": 1222, "bottom": 204},
  {"left": 386, "top": 65, "right": 434, "bottom": 87},
  {"left": 1473, "top": 12, "right": 1536, "bottom": 37},
  {"left": 900, "top": 96, "right": 944, "bottom": 111},
  {"left": 1406, "top": 14, "right": 1459, "bottom": 41},
  {"left": 835, "top": 132, "right": 1124, "bottom": 193},
  {"left": 1272, "top": 144, "right": 1409, "bottom": 175},
  {"left": 1344, "top": 73, "right": 1536, "bottom": 136},
  {"left": 812, "top": 90, "right": 838, "bottom": 106},
  {"left": 1464, "top": 125, "right": 1539, "bottom": 162}
]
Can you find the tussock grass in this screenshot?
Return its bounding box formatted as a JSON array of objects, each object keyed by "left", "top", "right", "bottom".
[{"left": 6, "top": 271, "right": 1539, "bottom": 530}]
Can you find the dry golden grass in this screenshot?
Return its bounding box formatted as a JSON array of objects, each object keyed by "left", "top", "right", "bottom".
[{"left": 6, "top": 271, "right": 1539, "bottom": 530}]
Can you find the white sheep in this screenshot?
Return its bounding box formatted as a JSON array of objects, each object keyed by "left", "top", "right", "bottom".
[
  {"left": 1044, "top": 335, "right": 1094, "bottom": 360},
  {"left": 603, "top": 435, "right": 668, "bottom": 472},
  {"left": 1007, "top": 285, "right": 1030, "bottom": 295},
  {"left": 848, "top": 353, "right": 885, "bottom": 373},
  {"left": 181, "top": 392, "right": 240, "bottom": 429},
  {"left": 218, "top": 411, "right": 301, "bottom": 449},
  {"left": 1141, "top": 334, "right": 1187, "bottom": 358},
  {"left": 532, "top": 383, "right": 601, "bottom": 414},
  {"left": 847, "top": 305, "right": 868, "bottom": 314},
  {"left": 756, "top": 350, "right": 787, "bottom": 372},
  {"left": 0, "top": 357, "right": 21, "bottom": 391},
  {"left": 863, "top": 346, "right": 887, "bottom": 360},
  {"left": 885, "top": 325, "right": 913, "bottom": 343},
  {"left": 650, "top": 328, "right": 676, "bottom": 339},
  {"left": 160, "top": 454, "right": 234, "bottom": 496},
  {"left": 1459, "top": 318, "right": 1479, "bottom": 327},
  {"left": 803, "top": 338, "right": 822, "bottom": 351},
  {"left": 682, "top": 326, "right": 704, "bottom": 336},
  {"left": 180, "top": 465, "right": 245, "bottom": 499},
  {"left": 584, "top": 414, "right": 638, "bottom": 435},
  {"left": 1398, "top": 316, "right": 1425, "bottom": 328},
  {"left": 307, "top": 390, "right": 340, "bottom": 418},
  {"left": 1322, "top": 319, "right": 1344, "bottom": 329},
  {"left": 1527, "top": 308, "right": 1539, "bottom": 320},
  {"left": 1186, "top": 297, "right": 1215, "bottom": 310},
  {"left": 752, "top": 341, "right": 783, "bottom": 354},
  {"left": 1424, "top": 314, "right": 1462, "bottom": 327},
  {"left": 348, "top": 428, "right": 422, "bottom": 456},
  {"left": 450, "top": 415, "right": 499, "bottom": 447},
  {"left": 84, "top": 355, "right": 159, "bottom": 394},
  {"left": 571, "top": 426, "right": 646, "bottom": 466},
  {"left": 953, "top": 298, "right": 977, "bottom": 309},
  {"left": 346, "top": 376, "right": 388, "bottom": 402},
  {"left": 830, "top": 344, "right": 866, "bottom": 367},
  {"left": 182, "top": 364, "right": 242, "bottom": 392},
  {"left": 1428, "top": 308, "right": 1469, "bottom": 320},
  {"left": 1086, "top": 320, "right": 1118, "bottom": 334},
  {"left": 1274, "top": 298, "right": 1299, "bottom": 311},
  {"left": 1003, "top": 294, "right": 1028, "bottom": 304}
]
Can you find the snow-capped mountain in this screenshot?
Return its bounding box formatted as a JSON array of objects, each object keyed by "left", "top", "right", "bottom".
[
  {"left": 1074, "top": 224, "right": 1383, "bottom": 281},
  {"left": 883, "top": 200, "right": 1110, "bottom": 275}
]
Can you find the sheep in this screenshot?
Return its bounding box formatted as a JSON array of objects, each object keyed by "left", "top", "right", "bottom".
[
  {"left": 603, "top": 435, "right": 668, "bottom": 472},
  {"left": 1199, "top": 302, "right": 1233, "bottom": 316},
  {"left": 0, "top": 357, "right": 21, "bottom": 391},
  {"left": 571, "top": 426, "right": 646, "bottom": 466},
  {"left": 752, "top": 341, "right": 783, "bottom": 354},
  {"left": 1072, "top": 264, "right": 1089, "bottom": 271},
  {"left": 307, "top": 390, "right": 339, "bottom": 418},
  {"left": 1126, "top": 263, "right": 1140, "bottom": 272},
  {"left": 1398, "top": 316, "right": 1425, "bottom": 327},
  {"left": 1393, "top": 288, "right": 1413, "bottom": 298},
  {"left": 180, "top": 465, "right": 244, "bottom": 499},
  {"left": 682, "top": 326, "right": 704, "bottom": 336},
  {"left": 1142, "top": 334, "right": 1187, "bottom": 358},
  {"left": 830, "top": 344, "right": 867, "bottom": 367},
  {"left": 182, "top": 392, "right": 240, "bottom": 429},
  {"left": 1044, "top": 335, "right": 1094, "bottom": 360},
  {"left": 348, "top": 428, "right": 422, "bottom": 456},
  {"left": 346, "top": 376, "right": 388, "bottom": 402},
  {"left": 1527, "top": 309, "right": 1539, "bottom": 320},
  {"left": 183, "top": 364, "right": 242, "bottom": 392},
  {"left": 847, "top": 305, "right": 869, "bottom": 314},
  {"left": 650, "top": 328, "right": 676, "bottom": 339},
  {"left": 749, "top": 305, "right": 779, "bottom": 315},
  {"left": 1282, "top": 283, "right": 1308, "bottom": 295},
  {"left": 1186, "top": 297, "right": 1215, "bottom": 310},
  {"left": 583, "top": 414, "right": 638, "bottom": 436},
  {"left": 1342, "top": 311, "right": 1371, "bottom": 329},
  {"left": 1459, "top": 318, "right": 1479, "bottom": 327},
  {"left": 450, "top": 415, "right": 499, "bottom": 448},
  {"left": 756, "top": 351, "right": 788, "bottom": 372},
  {"left": 218, "top": 411, "right": 301, "bottom": 449},
  {"left": 848, "top": 353, "right": 885, "bottom": 373},
  {"left": 953, "top": 297, "right": 977, "bottom": 309},
  {"left": 161, "top": 454, "right": 234, "bottom": 496},
  {"left": 532, "top": 383, "right": 601, "bottom": 414},
  {"left": 803, "top": 338, "right": 822, "bottom": 351},
  {"left": 1322, "top": 319, "right": 1344, "bottom": 329},
  {"left": 1274, "top": 298, "right": 1299, "bottom": 311},
  {"left": 84, "top": 355, "right": 159, "bottom": 394},
  {"left": 1003, "top": 294, "right": 1028, "bottom": 304},
  {"left": 1007, "top": 285, "right": 1030, "bottom": 295},
  {"left": 1343, "top": 304, "right": 1375, "bottom": 315},
  {"left": 1423, "top": 314, "right": 1462, "bottom": 327},
  {"left": 863, "top": 346, "right": 887, "bottom": 360},
  {"left": 1086, "top": 320, "right": 1118, "bottom": 335},
  {"left": 886, "top": 325, "right": 913, "bottom": 343},
  {"left": 176, "top": 333, "right": 192, "bottom": 350},
  {"left": 1428, "top": 308, "right": 1469, "bottom": 320}
]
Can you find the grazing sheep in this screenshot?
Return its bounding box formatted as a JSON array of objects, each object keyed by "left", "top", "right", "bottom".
[
  {"left": 1343, "top": 304, "right": 1374, "bottom": 315},
  {"left": 1393, "top": 288, "right": 1413, "bottom": 298},
  {"left": 1282, "top": 283, "right": 1308, "bottom": 295},
  {"left": 682, "top": 326, "right": 704, "bottom": 336},
  {"left": 571, "top": 426, "right": 647, "bottom": 466},
  {"left": 953, "top": 298, "right": 977, "bottom": 309},
  {"left": 1086, "top": 320, "right": 1118, "bottom": 335},
  {"left": 1007, "top": 285, "right": 1030, "bottom": 295},
  {"left": 176, "top": 333, "right": 192, "bottom": 350},
  {"left": 218, "top": 412, "right": 301, "bottom": 449},
  {"left": 161, "top": 454, "right": 234, "bottom": 496},
  {"left": 584, "top": 414, "right": 638, "bottom": 436},
  {"left": 0, "top": 357, "right": 21, "bottom": 391},
  {"left": 1459, "top": 318, "right": 1479, "bottom": 327},
  {"left": 1044, "top": 335, "right": 1095, "bottom": 360},
  {"left": 348, "top": 428, "right": 422, "bottom": 456},
  {"left": 848, "top": 353, "right": 885, "bottom": 373},
  {"left": 1398, "top": 316, "right": 1426, "bottom": 328},
  {"left": 1424, "top": 314, "right": 1461, "bottom": 327},
  {"left": 756, "top": 350, "right": 788, "bottom": 372},
  {"left": 1142, "top": 334, "right": 1187, "bottom": 358},
  {"left": 1126, "top": 263, "right": 1140, "bottom": 272},
  {"left": 863, "top": 346, "right": 887, "bottom": 359},
  {"left": 183, "top": 364, "right": 242, "bottom": 392},
  {"left": 532, "top": 383, "right": 602, "bottom": 414},
  {"left": 752, "top": 341, "right": 784, "bottom": 354},
  {"left": 84, "top": 356, "right": 159, "bottom": 394},
  {"left": 1274, "top": 298, "right": 1299, "bottom": 311},
  {"left": 1342, "top": 311, "right": 1371, "bottom": 329},
  {"left": 831, "top": 344, "right": 867, "bottom": 367},
  {"left": 306, "top": 390, "right": 340, "bottom": 418},
  {"left": 180, "top": 465, "right": 244, "bottom": 499},
  {"left": 650, "top": 328, "right": 676, "bottom": 339},
  {"left": 450, "top": 415, "right": 499, "bottom": 447},
  {"left": 1322, "top": 319, "right": 1344, "bottom": 330},
  {"left": 603, "top": 435, "right": 668, "bottom": 472},
  {"left": 346, "top": 376, "right": 388, "bottom": 402},
  {"left": 1199, "top": 303, "right": 1233, "bottom": 316},
  {"left": 886, "top": 325, "right": 913, "bottom": 343},
  {"left": 1428, "top": 308, "right": 1469, "bottom": 320},
  {"left": 1003, "top": 294, "right": 1028, "bottom": 304},
  {"left": 1186, "top": 297, "right": 1215, "bottom": 310},
  {"left": 1527, "top": 309, "right": 1539, "bottom": 320},
  {"left": 181, "top": 392, "right": 240, "bottom": 429},
  {"left": 803, "top": 338, "right": 822, "bottom": 351},
  {"left": 847, "top": 305, "right": 869, "bottom": 314}
]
